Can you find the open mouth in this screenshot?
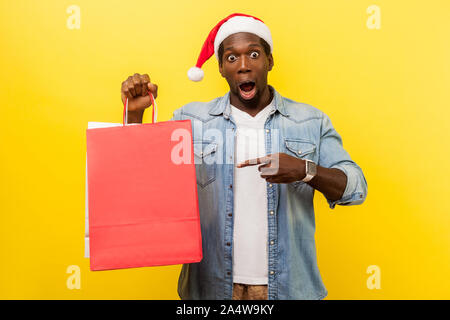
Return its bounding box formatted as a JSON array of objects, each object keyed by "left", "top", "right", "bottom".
[{"left": 238, "top": 81, "right": 256, "bottom": 100}]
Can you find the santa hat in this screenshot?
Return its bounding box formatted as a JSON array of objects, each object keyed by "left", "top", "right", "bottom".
[{"left": 187, "top": 13, "right": 273, "bottom": 82}]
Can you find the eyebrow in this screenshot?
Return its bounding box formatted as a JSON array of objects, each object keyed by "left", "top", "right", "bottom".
[{"left": 224, "top": 43, "right": 262, "bottom": 52}]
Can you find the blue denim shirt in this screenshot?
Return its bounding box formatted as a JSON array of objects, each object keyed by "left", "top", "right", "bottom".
[{"left": 170, "top": 86, "right": 367, "bottom": 300}]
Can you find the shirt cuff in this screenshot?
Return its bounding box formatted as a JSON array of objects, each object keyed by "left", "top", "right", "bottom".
[{"left": 326, "top": 164, "right": 367, "bottom": 209}]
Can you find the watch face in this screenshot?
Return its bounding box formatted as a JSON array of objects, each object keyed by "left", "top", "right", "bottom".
[{"left": 307, "top": 160, "right": 317, "bottom": 176}]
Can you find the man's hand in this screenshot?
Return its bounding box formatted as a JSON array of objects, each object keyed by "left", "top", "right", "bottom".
[
  {"left": 237, "top": 152, "right": 348, "bottom": 202},
  {"left": 236, "top": 153, "right": 306, "bottom": 184},
  {"left": 121, "top": 73, "right": 158, "bottom": 123}
]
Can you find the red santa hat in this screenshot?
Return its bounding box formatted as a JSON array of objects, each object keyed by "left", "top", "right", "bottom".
[{"left": 187, "top": 13, "right": 273, "bottom": 82}]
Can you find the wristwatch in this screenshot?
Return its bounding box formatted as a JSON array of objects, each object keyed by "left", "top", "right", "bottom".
[{"left": 301, "top": 159, "right": 317, "bottom": 182}]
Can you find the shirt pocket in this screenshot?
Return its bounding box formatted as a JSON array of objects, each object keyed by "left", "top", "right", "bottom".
[
  {"left": 193, "top": 141, "right": 218, "bottom": 188},
  {"left": 284, "top": 138, "right": 317, "bottom": 189},
  {"left": 284, "top": 138, "right": 317, "bottom": 161}
]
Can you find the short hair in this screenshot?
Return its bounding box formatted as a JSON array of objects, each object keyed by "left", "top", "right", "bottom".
[{"left": 218, "top": 37, "right": 271, "bottom": 67}]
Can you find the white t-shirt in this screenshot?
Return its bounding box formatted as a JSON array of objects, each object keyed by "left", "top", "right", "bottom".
[{"left": 230, "top": 98, "right": 275, "bottom": 285}]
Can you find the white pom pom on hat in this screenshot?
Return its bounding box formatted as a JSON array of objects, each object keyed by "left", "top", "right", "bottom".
[
  {"left": 187, "top": 13, "right": 273, "bottom": 82},
  {"left": 187, "top": 66, "right": 204, "bottom": 82}
]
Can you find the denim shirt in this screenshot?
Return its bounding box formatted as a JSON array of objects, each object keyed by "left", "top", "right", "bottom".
[{"left": 170, "top": 86, "right": 368, "bottom": 300}]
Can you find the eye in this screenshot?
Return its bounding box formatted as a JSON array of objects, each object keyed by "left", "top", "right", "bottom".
[
  {"left": 250, "top": 51, "right": 259, "bottom": 58},
  {"left": 227, "top": 54, "right": 237, "bottom": 62}
]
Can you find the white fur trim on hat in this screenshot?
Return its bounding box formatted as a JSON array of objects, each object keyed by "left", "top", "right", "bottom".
[{"left": 213, "top": 16, "right": 273, "bottom": 60}]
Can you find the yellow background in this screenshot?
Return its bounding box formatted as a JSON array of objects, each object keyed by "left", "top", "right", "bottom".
[{"left": 1, "top": 0, "right": 449, "bottom": 299}]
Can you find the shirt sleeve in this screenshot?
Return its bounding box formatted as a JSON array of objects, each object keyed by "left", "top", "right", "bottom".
[
  {"left": 169, "top": 108, "right": 182, "bottom": 121},
  {"left": 318, "top": 112, "right": 368, "bottom": 209}
]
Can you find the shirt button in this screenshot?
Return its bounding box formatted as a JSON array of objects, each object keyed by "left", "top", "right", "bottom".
[
  {"left": 269, "top": 184, "right": 273, "bottom": 187},
  {"left": 266, "top": 129, "right": 270, "bottom": 133},
  {"left": 229, "top": 184, "right": 232, "bottom": 189},
  {"left": 226, "top": 242, "right": 231, "bottom": 246},
  {"left": 297, "top": 150, "right": 302, "bottom": 154},
  {"left": 270, "top": 210, "right": 274, "bottom": 215},
  {"left": 228, "top": 213, "right": 232, "bottom": 217},
  {"left": 227, "top": 271, "right": 231, "bottom": 276},
  {"left": 270, "top": 240, "right": 274, "bottom": 245},
  {"left": 270, "top": 270, "right": 275, "bottom": 275}
]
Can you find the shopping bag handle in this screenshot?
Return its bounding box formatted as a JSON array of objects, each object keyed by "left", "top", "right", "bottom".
[{"left": 122, "top": 90, "right": 158, "bottom": 126}]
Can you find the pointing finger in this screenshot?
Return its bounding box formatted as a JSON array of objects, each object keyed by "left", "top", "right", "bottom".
[{"left": 236, "top": 155, "right": 271, "bottom": 168}]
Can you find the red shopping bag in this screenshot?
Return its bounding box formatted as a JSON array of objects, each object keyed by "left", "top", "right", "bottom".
[{"left": 86, "top": 94, "right": 202, "bottom": 271}]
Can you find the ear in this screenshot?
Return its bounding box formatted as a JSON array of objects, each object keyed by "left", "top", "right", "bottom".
[
  {"left": 218, "top": 62, "right": 224, "bottom": 78},
  {"left": 268, "top": 54, "right": 274, "bottom": 71}
]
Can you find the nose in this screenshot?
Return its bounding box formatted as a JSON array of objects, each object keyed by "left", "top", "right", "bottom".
[{"left": 238, "top": 55, "right": 251, "bottom": 74}]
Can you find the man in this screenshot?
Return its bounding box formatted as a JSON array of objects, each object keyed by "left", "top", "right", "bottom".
[{"left": 120, "top": 13, "right": 367, "bottom": 300}]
